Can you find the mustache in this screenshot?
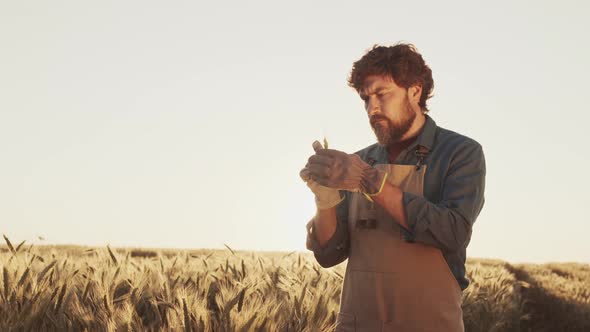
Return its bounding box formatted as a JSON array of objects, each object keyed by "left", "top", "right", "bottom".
[{"left": 370, "top": 116, "right": 388, "bottom": 126}]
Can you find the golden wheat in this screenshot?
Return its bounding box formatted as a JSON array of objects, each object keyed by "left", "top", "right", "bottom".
[{"left": 0, "top": 238, "right": 589, "bottom": 331}]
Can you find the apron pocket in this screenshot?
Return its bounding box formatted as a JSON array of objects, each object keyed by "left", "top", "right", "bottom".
[{"left": 335, "top": 311, "right": 356, "bottom": 332}]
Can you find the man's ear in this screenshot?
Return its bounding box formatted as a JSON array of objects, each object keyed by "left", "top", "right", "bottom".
[{"left": 408, "top": 85, "right": 422, "bottom": 104}]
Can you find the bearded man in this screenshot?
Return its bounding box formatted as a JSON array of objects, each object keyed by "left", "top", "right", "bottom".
[{"left": 300, "top": 43, "right": 486, "bottom": 331}]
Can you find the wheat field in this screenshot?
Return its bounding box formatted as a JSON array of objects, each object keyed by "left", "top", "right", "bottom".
[{"left": 1, "top": 237, "right": 589, "bottom": 331}]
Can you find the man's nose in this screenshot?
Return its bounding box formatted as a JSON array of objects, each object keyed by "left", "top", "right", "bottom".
[{"left": 366, "top": 96, "right": 380, "bottom": 115}]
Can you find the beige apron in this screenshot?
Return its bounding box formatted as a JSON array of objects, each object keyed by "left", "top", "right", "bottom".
[{"left": 336, "top": 164, "right": 464, "bottom": 332}]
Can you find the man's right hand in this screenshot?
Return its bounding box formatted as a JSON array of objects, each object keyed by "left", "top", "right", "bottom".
[{"left": 300, "top": 141, "right": 344, "bottom": 209}]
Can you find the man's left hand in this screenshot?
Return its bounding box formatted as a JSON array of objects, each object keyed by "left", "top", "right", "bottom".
[{"left": 306, "top": 141, "right": 387, "bottom": 194}]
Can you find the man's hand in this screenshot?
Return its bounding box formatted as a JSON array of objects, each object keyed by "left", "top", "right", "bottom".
[
  {"left": 304, "top": 141, "right": 388, "bottom": 195},
  {"left": 300, "top": 141, "right": 344, "bottom": 209},
  {"left": 300, "top": 140, "right": 328, "bottom": 181}
]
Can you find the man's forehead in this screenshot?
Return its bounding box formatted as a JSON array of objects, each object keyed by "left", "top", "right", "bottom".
[{"left": 361, "top": 74, "right": 401, "bottom": 92}]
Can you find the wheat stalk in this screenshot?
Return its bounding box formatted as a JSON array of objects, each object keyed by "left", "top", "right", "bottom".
[{"left": 3, "top": 234, "right": 15, "bottom": 255}]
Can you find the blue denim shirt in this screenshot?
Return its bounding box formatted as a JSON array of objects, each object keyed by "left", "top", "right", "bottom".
[{"left": 306, "top": 114, "right": 486, "bottom": 291}]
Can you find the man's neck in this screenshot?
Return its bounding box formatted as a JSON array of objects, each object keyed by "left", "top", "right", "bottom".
[
  {"left": 386, "top": 114, "right": 426, "bottom": 163},
  {"left": 400, "top": 113, "right": 426, "bottom": 142}
]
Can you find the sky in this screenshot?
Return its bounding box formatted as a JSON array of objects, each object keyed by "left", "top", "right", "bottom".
[{"left": 1, "top": 0, "right": 589, "bottom": 264}]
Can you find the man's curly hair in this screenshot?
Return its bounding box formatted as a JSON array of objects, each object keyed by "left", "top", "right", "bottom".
[{"left": 348, "top": 43, "right": 434, "bottom": 113}]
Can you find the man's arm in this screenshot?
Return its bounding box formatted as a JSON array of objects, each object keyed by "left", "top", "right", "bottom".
[
  {"left": 372, "top": 142, "right": 486, "bottom": 252},
  {"left": 306, "top": 191, "right": 350, "bottom": 268}
]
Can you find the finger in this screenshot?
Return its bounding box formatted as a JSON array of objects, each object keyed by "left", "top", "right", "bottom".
[
  {"left": 299, "top": 167, "right": 311, "bottom": 181},
  {"left": 308, "top": 154, "right": 333, "bottom": 166},
  {"left": 308, "top": 163, "right": 331, "bottom": 179},
  {"left": 312, "top": 140, "right": 324, "bottom": 153},
  {"left": 313, "top": 175, "right": 331, "bottom": 187}
]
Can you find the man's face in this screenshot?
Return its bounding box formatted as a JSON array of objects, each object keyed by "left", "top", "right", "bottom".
[{"left": 359, "top": 74, "right": 418, "bottom": 146}]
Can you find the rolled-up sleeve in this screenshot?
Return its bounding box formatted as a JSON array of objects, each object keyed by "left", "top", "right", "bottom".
[
  {"left": 305, "top": 191, "right": 350, "bottom": 268},
  {"left": 403, "top": 141, "right": 486, "bottom": 252}
]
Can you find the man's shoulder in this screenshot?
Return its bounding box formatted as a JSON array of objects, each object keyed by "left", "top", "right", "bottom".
[
  {"left": 433, "top": 123, "right": 486, "bottom": 174},
  {"left": 434, "top": 124, "right": 483, "bottom": 153}
]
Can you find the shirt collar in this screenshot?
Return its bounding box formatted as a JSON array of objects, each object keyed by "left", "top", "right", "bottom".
[
  {"left": 366, "top": 114, "right": 437, "bottom": 164},
  {"left": 409, "top": 113, "right": 437, "bottom": 151}
]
